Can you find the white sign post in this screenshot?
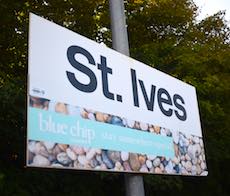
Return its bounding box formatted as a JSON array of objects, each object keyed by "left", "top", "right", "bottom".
[{"left": 27, "top": 13, "right": 208, "bottom": 177}]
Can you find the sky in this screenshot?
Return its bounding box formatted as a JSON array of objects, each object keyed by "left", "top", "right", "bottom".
[{"left": 193, "top": 0, "right": 230, "bottom": 23}]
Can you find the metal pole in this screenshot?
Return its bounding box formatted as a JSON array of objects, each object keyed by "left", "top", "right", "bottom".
[{"left": 109, "top": 1, "right": 145, "bottom": 196}]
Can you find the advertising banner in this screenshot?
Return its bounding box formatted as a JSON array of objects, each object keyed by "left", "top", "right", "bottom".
[{"left": 27, "top": 13, "right": 208, "bottom": 176}]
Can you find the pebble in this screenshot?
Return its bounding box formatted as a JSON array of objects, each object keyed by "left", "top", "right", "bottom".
[
  {"left": 201, "top": 161, "right": 206, "bottom": 170},
  {"left": 146, "top": 160, "right": 153, "bottom": 169},
  {"left": 68, "top": 106, "right": 81, "bottom": 116},
  {"left": 70, "top": 146, "right": 85, "bottom": 155},
  {"left": 123, "top": 161, "right": 132, "bottom": 171},
  {"left": 153, "top": 158, "right": 161, "bottom": 167},
  {"left": 110, "top": 116, "right": 123, "bottom": 126},
  {"left": 147, "top": 155, "right": 156, "bottom": 161},
  {"left": 57, "top": 152, "right": 72, "bottom": 165},
  {"left": 155, "top": 167, "right": 162, "bottom": 173},
  {"left": 172, "top": 157, "right": 180, "bottom": 165},
  {"left": 184, "top": 161, "right": 192, "bottom": 172},
  {"left": 129, "top": 153, "right": 141, "bottom": 171},
  {"left": 140, "top": 165, "right": 148, "bottom": 172},
  {"left": 161, "top": 128, "right": 167, "bottom": 136},
  {"left": 121, "top": 151, "right": 129, "bottom": 161},
  {"left": 86, "top": 149, "right": 96, "bottom": 160},
  {"left": 153, "top": 126, "right": 161, "bottom": 134},
  {"left": 138, "top": 155, "right": 146, "bottom": 165},
  {"left": 126, "top": 119, "right": 135, "bottom": 128},
  {"left": 95, "top": 112, "right": 105, "bottom": 122},
  {"left": 43, "top": 142, "right": 55, "bottom": 151},
  {"left": 90, "top": 158, "right": 99, "bottom": 168},
  {"left": 78, "top": 155, "right": 89, "bottom": 165},
  {"left": 193, "top": 136, "right": 200, "bottom": 144},
  {"left": 172, "top": 131, "right": 179, "bottom": 144},
  {"left": 102, "top": 151, "right": 114, "bottom": 169},
  {"left": 66, "top": 148, "right": 77, "bottom": 160},
  {"left": 58, "top": 144, "right": 68, "bottom": 152},
  {"left": 96, "top": 154, "right": 103, "bottom": 164},
  {"left": 28, "top": 141, "right": 37, "bottom": 153},
  {"left": 33, "top": 155, "right": 50, "bottom": 166},
  {"left": 107, "top": 151, "right": 121, "bottom": 163},
  {"left": 200, "top": 171, "right": 208, "bottom": 176},
  {"left": 140, "top": 122, "right": 148, "bottom": 131},
  {"left": 88, "top": 112, "right": 96, "bottom": 120},
  {"left": 51, "top": 163, "right": 64, "bottom": 167}
]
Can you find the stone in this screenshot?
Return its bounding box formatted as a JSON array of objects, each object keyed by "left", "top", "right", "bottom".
[
  {"left": 138, "top": 155, "right": 146, "bottom": 165},
  {"left": 28, "top": 141, "right": 37, "bottom": 153},
  {"left": 68, "top": 106, "right": 81, "bottom": 116},
  {"left": 187, "top": 145, "right": 195, "bottom": 159},
  {"left": 100, "top": 163, "right": 107, "bottom": 170},
  {"left": 191, "top": 165, "right": 197, "bottom": 175},
  {"left": 152, "top": 158, "right": 161, "bottom": 167},
  {"left": 95, "top": 149, "right": 102, "bottom": 154},
  {"left": 96, "top": 154, "right": 103, "bottom": 164},
  {"left": 160, "top": 128, "right": 167, "bottom": 136},
  {"left": 78, "top": 155, "right": 89, "bottom": 166},
  {"left": 201, "top": 161, "right": 206, "bottom": 170},
  {"left": 70, "top": 146, "right": 85, "bottom": 155},
  {"left": 165, "top": 161, "right": 174, "bottom": 173},
  {"left": 174, "top": 164, "right": 180, "bottom": 173},
  {"left": 172, "top": 131, "right": 179, "bottom": 144},
  {"left": 80, "top": 109, "right": 88, "bottom": 119},
  {"left": 139, "top": 122, "right": 148, "bottom": 131},
  {"left": 193, "top": 136, "right": 200, "bottom": 144},
  {"left": 43, "top": 141, "right": 55, "bottom": 151},
  {"left": 95, "top": 112, "right": 105, "bottom": 122},
  {"left": 52, "top": 145, "right": 62, "bottom": 156},
  {"left": 33, "top": 155, "right": 50, "bottom": 166},
  {"left": 66, "top": 148, "right": 77, "bottom": 160},
  {"left": 121, "top": 151, "right": 129, "bottom": 161},
  {"left": 146, "top": 160, "right": 153, "bottom": 169},
  {"left": 153, "top": 126, "right": 161, "bottom": 134},
  {"left": 115, "top": 161, "right": 122, "bottom": 169},
  {"left": 51, "top": 163, "right": 63, "bottom": 167},
  {"left": 88, "top": 112, "right": 96, "bottom": 121},
  {"left": 86, "top": 148, "right": 96, "bottom": 160},
  {"left": 160, "top": 163, "right": 165, "bottom": 171},
  {"left": 200, "top": 139, "right": 204, "bottom": 148},
  {"left": 123, "top": 161, "right": 132, "bottom": 171},
  {"left": 172, "top": 157, "right": 180, "bottom": 165},
  {"left": 110, "top": 116, "right": 123, "bottom": 126},
  {"left": 58, "top": 144, "right": 68, "bottom": 152},
  {"left": 28, "top": 151, "right": 34, "bottom": 164},
  {"left": 184, "top": 161, "right": 192, "bottom": 172},
  {"left": 90, "top": 158, "right": 99, "bottom": 168},
  {"left": 174, "top": 144, "right": 179, "bottom": 157},
  {"left": 107, "top": 151, "right": 121, "bottom": 163},
  {"left": 102, "top": 150, "right": 114, "bottom": 169},
  {"left": 35, "top": 142, "right": 49, "bottom": 157},
  {"left": 149, "top": 127, "right": 155, "bottom": 133},
  {"left": 129, "top": 153, "right": 141, "bottom": 171},
  {"left": 140, "top": 165, "right": 148, "bottom": 172},
  {"left": 126, "top": 119, "right": 135, "bottom": 128},
  {"left": 57, "top": 152, "right": 72, "bottom": 165},
  {"left": 155, "top": 167, "right": 162, "bottom": 173},
  {"left": 55, "top": 103, "right": 68, "bottom": 114},
  {"left": 200, "top": 171, "right": 208, "bottom": 176},
  {"left": 147, "top": 155, "right": 156, "bottom": 161},
  {"left": 185, "top": 154, "right": 191, "bottom": 161}
]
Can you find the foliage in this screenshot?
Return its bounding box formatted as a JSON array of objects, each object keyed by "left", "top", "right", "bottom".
[{"left": 0, "top": 0, "right": 229, "bottom": 195}]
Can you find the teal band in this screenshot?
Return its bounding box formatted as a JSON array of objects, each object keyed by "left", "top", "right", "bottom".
[{"left": 28, "top": 107, "right": 174, "bottom": 158}]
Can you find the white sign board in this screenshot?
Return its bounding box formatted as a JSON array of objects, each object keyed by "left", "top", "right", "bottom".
[{"left": 27, "top": 13, "right": 208, "bottom": 176}]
